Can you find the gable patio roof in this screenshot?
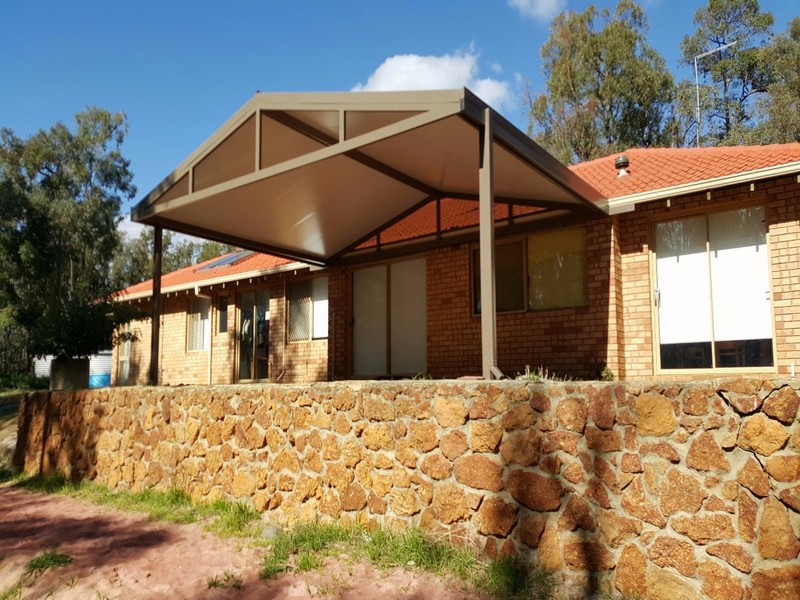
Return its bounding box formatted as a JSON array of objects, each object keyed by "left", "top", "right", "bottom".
[{"left": 131, "top": 89, "right": 605, "bottom": 266}]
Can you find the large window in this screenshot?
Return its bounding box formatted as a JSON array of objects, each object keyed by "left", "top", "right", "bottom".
[
  {"left": 288, "top": 277, "right": 328, "bottom": 341},
  {"left": 654, "top": 206, "right": 773, "bottom": 370},
  {"left": 187, "top": 297, "right": 211, "bottom": 351},
  {"left": 473, "top": 226, "right": 587, "bottom": 313}
]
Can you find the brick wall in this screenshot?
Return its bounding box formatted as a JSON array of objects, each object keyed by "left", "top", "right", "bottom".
[
  {"left": 16, "top": 379, "right": 800, "bottom": 599},
  {"left": 426, "top": 219, "right": 617, "bottom": 380},
  {"left": 617, "top": 174, "right": 800, "bottom": 380},
  {"left": 113, "top": 175, "right": 800, "bottom": 384}
]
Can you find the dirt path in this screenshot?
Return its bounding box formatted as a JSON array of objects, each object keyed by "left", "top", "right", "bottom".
[
  {"left": 0, "top": 392, "right": 486, "bottom": 600},
  {"left": 0, "top": 487, "right": 486, "bottom": 599}
]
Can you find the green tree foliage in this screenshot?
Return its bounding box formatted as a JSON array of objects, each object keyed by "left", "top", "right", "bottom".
[
  {"left": 744, "top": 17, "right": 800, "bottom": 143},
  {"left": 111, "top": 226, "right": 236, "bottom": 288},
  {"left": 0, "top": 109, "right": 141, "bottom": 358},
  {"left": 680, "top": 0, "right": 774, "bottom": 144},
  {"left": 527, "top": 0, "right": 675, "bottom": 163}
]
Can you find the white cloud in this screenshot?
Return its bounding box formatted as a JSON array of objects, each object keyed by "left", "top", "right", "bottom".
[
  {"left": 352, "top": 50, "right": 512, "bottom": 111},
  {"left": 507, "top": 0, "right": 567, "bottom": 22}
]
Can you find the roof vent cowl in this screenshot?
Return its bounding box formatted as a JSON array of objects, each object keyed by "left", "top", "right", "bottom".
[{"left": 615, "top": 154, "right": 630, "bottom": 177}]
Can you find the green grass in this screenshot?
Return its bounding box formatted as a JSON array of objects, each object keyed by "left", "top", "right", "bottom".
[
  {"left": 12, "top": 474, "right": 560, "bottom": 599},
  {"left": 259, "top": 523, "right": 552, "bottom": 599},
  {"left": 206, "top": 571, "right": 243, "bottom": 590},
  {"left": 13, "top": 473, "right": 259, "bottom": 534},
  {"left": 25, "top": 550, "right": 73, "bottom": 575}
]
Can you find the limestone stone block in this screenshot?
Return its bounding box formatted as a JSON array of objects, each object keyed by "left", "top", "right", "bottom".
[
  {"left": 439, "top": 430, "right": 467, "bottom": 460},
  {"left": 555, "top": 397, "right": 588, "bottom": 433},
  {"left": 558, "top": 495, "right": 595, "bottom": 531},
  {"left": 598, "top": 510, "right": 642, "bottom": 547},
  {"left": 648, "top": 535, "right": 697, "bottom": 576},
  {"left": 765, "top": 455, "right": 800, "bottom": 482},
  {"left": 635, "top": 393, "right": 676, "bottom": 436},
  {"left": 672, "top": 514, "right": 735, "bottom": 544},
  {"left": 751, "top": 565, "right": 800, "bottom": 600},
  {"left": 621, "top": 476, "right": 666, "bottom": 527},
  {"left": 762, "top": 386, "right": 800, "bottom": 424},
  {"left": 409, "top": 421, "right": 438, "bottom": 452},
  {"left": 364, "top": 491, "right": 384, "bottom": 515},
  {"left": 779, "top": 484, "right": 800, "bottom": 512},
  {"left": 537, "top": 524, "right": 563, "bottom": 572},
  {"left": 363, "top": 396, "right": 395, "bottom": 421},
  {"left": 682, "top": 386, "right": 711, "bottom": 416},
  {"left": 507, "top": 469, "right": 563, "bottom": 511},
  {"left": 645, "top": 567, "right": 699, "bottom": 600},
  {"left": 499, "top": 430, "right": 541, "bottom": 466},
  {"left": 587, "top": 385, "right": 616, "bottom": 429},
  {"left": 361, "top": 423, "right": 393, "bottom": 450},
  {"left": 454, "top": 455, "right": 504, "bottom": 492},
  {"left": 585, "top": 427, "right": 622, "bottom": 452},
  {"left": 706, "top": 542, "right": 753, "bottom": 573},
  {"left": 432, "top": 484, "right": 470, "bottom": 523},
  {"left": 563, "top": 538, "right": 614, "bottom": 572},
  {"left": 502, "top": 404, "right": 536, "bottom": 431},
  {"left": 758, "top": 496, "right": 800, "bottom": 560},
  {"left": 474, "top": 496, "right": 517, "bottom": 536},
  {"left": 737, "top": 456, "right": 770, "bottom": 497},
  {"left": 615, "top": 543, "right": 646, "bottom": 597},
  {"left": 471, "top": 421, "right": 503, "bottom": 452},
  {"left": 698, "top": 560, "right": 743, "bottom": 600},
  {"left": 686, "top": 431, "right": 730, "bottom": 471},
  {"left": 433, "top": 396, "right": 468, "bottom": 427},
  {"left": 341, "top": 482, "right": 367, "bottom": 511},
  {"left": 660, "top": 467, "right": 707, "bottom": 516},
  {"left": 542, "top": 431, "right": 581, "bottom": 455},
  {"left": 518, "top": 513, "right": 547, "bottom": 548},
  {"left": 738, "top": 414, "right": 789, "bottom": 456},
  {"left": 420, "top": 453, "right": 452, "bottom": 480},
  {"left": 639, "top": 440, "right": 681, "bottom": 463}
]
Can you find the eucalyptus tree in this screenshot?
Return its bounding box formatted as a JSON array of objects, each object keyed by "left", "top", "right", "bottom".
[
  {"left": 680, "top": 0, "right": 774, "bottom": 144},
  {"left": 527, "top": 0, "right": 675, "bottom": 164},
  {"left": 0, "top": 109, "right": 140, "bottom": 358}
]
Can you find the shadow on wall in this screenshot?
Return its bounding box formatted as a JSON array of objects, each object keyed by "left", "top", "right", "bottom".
[{"left": 13, "top": 390, "right": 102, "bottom": 482}]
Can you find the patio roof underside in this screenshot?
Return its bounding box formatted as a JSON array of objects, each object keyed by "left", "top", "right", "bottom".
[{"left": 132, "top": 89, "right": 605, "bottom": 266}]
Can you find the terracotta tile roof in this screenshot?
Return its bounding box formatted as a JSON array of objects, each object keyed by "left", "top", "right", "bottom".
[
  {"left": 569, "top": 143, "right": 800, "bottom": 199},
  {"left": 118, "top": 251, "right": 295, "bottom": 298},
  {"left": 120, "top": 143, "right": 800, "bottom": 297}
]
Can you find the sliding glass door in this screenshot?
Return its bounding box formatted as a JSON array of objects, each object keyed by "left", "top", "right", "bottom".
[
  {"left": 238, "top": 290, "right": 269, "bottom": 381},
  {"left": 654, "top": 206, "right": 773, "bottom": 371}
]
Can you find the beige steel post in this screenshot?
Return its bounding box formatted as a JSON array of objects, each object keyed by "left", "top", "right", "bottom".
[{"left": 479, "top": 108, "right": 497, "bottom": 380}]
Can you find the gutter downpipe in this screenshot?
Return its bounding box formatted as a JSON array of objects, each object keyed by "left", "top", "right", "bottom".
[{"left": 195, "top": 286, "right": 213, "bottom": 385}]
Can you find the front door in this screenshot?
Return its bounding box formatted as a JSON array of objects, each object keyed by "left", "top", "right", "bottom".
[{"left": 238, "top": 290, "right": 269, "bottom": 381}]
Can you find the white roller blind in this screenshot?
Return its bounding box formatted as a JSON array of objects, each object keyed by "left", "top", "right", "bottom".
[
  {"left": 709, "top": 207, "right": 771, "bottom": 341},
  {"left": 655, "top": 215, "right": 712, "bottom": 345}
]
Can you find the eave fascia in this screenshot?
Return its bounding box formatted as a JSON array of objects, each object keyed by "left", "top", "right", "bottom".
[{"left": 115, "top": 261, "right": 307, "bottom": 302}]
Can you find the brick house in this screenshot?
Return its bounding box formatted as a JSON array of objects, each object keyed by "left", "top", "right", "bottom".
[{"left": 114, "top": 90, "right": 800, "bottom": 385}]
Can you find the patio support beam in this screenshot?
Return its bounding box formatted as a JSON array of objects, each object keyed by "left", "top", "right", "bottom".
[
  {"left": 479, "top": 108, "right": 497, "bottom": 380},
  {"left": 149, "top": 225, "right": 163, "bottom": 385}
]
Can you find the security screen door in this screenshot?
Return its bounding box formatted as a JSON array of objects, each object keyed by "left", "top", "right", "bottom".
[
  {"left": 654, "top": 206, "right": 773, "bottom": 370},
  {"left": 353, "top": 258, "right": 426, "bottom": 377}
]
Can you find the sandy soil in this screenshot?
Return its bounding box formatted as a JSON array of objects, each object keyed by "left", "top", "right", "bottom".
[
  {"left": 0, "top": 393, "right": 486, "bottom": 599},
  {"left": 0, "top": 487, "right": 488, "bottom": 599}
]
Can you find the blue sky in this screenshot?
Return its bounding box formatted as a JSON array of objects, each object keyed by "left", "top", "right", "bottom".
[{"left": 2, "top": 0, "right": 797, "bottom": 237}]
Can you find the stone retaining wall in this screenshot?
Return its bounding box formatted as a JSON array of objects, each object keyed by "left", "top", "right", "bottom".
[{"left": 14, "top": 379, "right": 800, "bottom": 599}]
